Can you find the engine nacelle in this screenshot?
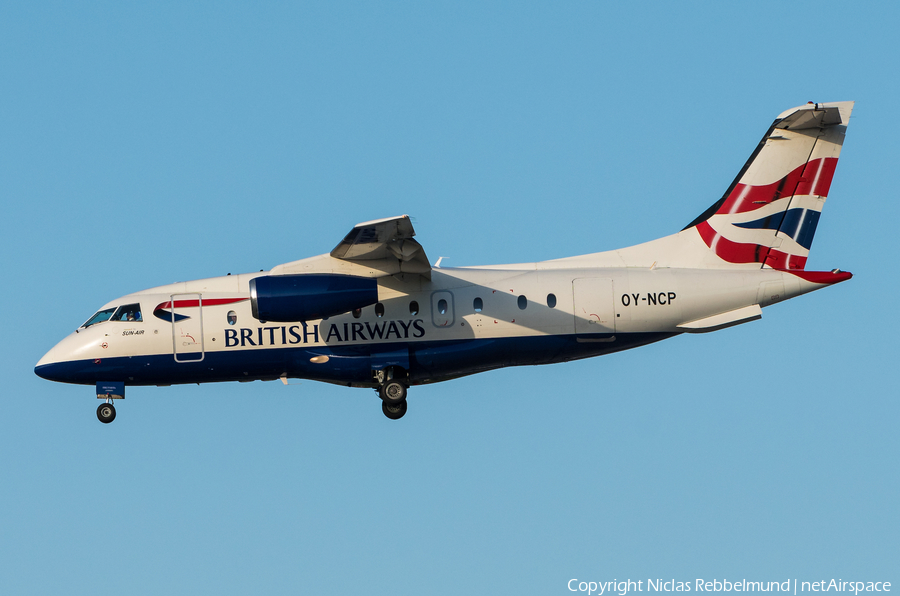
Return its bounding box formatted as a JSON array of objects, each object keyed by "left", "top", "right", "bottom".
[{"left": 249, "top": 274, "right": 378, "bottom": 322}]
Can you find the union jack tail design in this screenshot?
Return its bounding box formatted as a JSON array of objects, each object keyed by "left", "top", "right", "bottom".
[{"left": 684, "top": 101, "right": 853, "bottom": 270}]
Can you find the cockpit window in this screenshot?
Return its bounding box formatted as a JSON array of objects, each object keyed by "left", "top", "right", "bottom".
[
  {"left": 82, "top": 308, "right": 117, "bottom": 328},
  {"left": 110, "top": 304, "right": 142, "bottom": 322}
]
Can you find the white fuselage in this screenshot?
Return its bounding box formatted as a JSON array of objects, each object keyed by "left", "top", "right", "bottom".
[{"left": 34, "top": 262, "right": 833, "bottom": 389}]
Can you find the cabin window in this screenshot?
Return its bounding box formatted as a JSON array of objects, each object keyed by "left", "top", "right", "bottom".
[
  {"left": 517, "top": 295, "right": 527, "bottom": 310},
  {"left": 110, "top": 303, "right": 142, "bottom": 322},
  {"left": 375, "top": 303, "right": 385, "bottom": 318},
  {"left": 409, "top": 301, "right": 419, "bottom": 316},
  {"left": 227, "top": 311, "right": 237, "bottom": 325},
  {"left": 473, "top": 297, "right": 483, "bottom": 312},
  {"left": 82, "top": 307, "right": 117, "bottom": 328},
  {"left": 431, "top": 291, "right": 455, "bottom": 327},
  {"left": 547, "top": 293, "right": 557, "bottom": 308},
  {"left": 352, "top": 308, "right": 362, "bottom": 319}
]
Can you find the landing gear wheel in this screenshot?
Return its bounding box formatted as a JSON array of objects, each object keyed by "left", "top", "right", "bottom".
[
  {"left": 379, "top": 380, "right": 408, "bottom": 405},
  {"left": 382, "top": 399, "right": 407, "bottom": 420},
  {"left": 97, "top": 403, "right": 117, "bottom": 424}
]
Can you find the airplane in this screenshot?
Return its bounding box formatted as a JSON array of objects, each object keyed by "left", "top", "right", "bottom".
[{"left": 35, "top": 101, "right": 854, "bottom": 422}]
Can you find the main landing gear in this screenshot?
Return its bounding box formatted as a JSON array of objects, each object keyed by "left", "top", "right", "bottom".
[
  {"left": 376, "top": 367, "right": 409, "bottom": 420},
  {"left": 97, "top": 401, "right": 117, "bottom": 424},
  {"left": 382, "top": 399, "right": 407, "bottom": 420}
]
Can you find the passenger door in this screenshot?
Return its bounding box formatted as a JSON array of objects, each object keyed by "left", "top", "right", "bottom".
[
  {"left": 171, "top": 293, "right": 204, "bottom": 362},
  {"left": 572, "top": 278, "right": 616, "bottom": 334}
]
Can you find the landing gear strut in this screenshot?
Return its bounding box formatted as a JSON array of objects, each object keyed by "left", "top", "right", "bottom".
[{"left": 97, "top": 401, "right": 117, "bottom": 424}]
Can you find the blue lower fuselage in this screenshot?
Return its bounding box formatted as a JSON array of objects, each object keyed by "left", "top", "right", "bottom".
[{"left": 35, "top": 332, "right": 675, "bottom": 388}]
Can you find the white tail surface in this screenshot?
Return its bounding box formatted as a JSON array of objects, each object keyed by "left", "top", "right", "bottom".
[{"left": 547, "top": 101, "right": 854, "bottom": 271}]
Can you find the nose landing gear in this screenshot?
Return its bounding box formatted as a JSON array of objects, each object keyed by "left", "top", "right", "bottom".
[
  {"left": 97, "top": 401, "right": 117, "bottom": 424},
  {"left": 95, "top": 382, "right": 123, "bottom": 424}
]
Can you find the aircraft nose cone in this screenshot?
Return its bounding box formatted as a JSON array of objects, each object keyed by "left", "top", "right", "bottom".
[
  {"left": 35, "top": 361, "right": 68, "bottom": 382},
  {"left": 35, "top": 345, "right": 81, "bottom": 381},
  {"left": 35, "top": 332, "right": 91, "bottom": 384}
]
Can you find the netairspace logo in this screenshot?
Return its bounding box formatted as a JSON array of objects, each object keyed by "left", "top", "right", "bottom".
[{"left": 566, "top": 580, "right": 892, "bottom": 596}]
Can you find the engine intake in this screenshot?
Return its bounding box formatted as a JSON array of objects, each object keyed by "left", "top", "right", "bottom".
[{"left": 250, "top": 274, "right": 378, "bottom": 322}]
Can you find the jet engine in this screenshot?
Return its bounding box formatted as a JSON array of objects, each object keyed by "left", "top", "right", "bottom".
[{"left": 249, "top": 274, "right": 378, "bottom": 322}]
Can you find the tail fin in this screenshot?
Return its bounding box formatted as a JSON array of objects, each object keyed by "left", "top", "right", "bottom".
[
  {"left": 685, "top": 101, "right": 854, "bottom": 270},
  {"left": 543, "top": 101, "right": 853, "bottom": 271}
]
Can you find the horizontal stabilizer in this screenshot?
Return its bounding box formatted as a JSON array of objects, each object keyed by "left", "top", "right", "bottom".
[
  {"left": 677, "top": 304, "right": 762, "bottom": 333},
  {"left": 775, "top": 104, "right": 843, "bottom": 130}
]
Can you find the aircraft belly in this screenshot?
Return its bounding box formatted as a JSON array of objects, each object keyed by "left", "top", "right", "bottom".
[{"left": 36, "top": 332, "right": 678, "bottom": 387}]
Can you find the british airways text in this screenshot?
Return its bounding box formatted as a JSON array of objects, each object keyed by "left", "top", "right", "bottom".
[{"left": 224, "top": 319, "right": 426, "bottom": 347}]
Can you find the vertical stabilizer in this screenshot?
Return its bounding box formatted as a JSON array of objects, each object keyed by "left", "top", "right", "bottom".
[
  {"left": 684, "top": 101, "right": 853, "bottom": 270},
  {"left": 542, "top": 101, "right": 854, "bottom": 271}
]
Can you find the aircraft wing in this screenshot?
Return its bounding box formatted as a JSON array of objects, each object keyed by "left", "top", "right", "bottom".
[{"left": 330, "top": 215, "right": 431, "bottom": 279}]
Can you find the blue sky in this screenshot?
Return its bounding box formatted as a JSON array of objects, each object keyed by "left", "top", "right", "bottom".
[{"left": 2, "top": 2, "right": 897, "bottom": 594}]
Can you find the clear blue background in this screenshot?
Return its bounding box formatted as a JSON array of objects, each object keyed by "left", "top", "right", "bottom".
[{"left": 1, "top": 2, "right": 897, "bottom": 594}]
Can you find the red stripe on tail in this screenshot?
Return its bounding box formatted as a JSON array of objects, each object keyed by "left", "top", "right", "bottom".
[{"left": 717, "top": 157, "right": 837, "bottom": 215}]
